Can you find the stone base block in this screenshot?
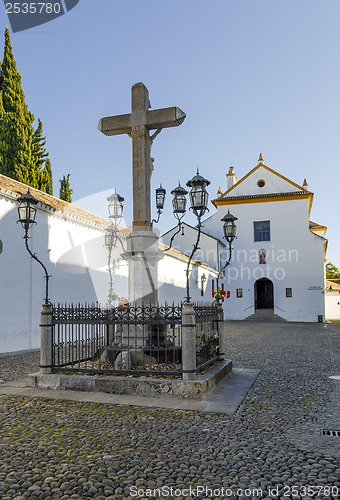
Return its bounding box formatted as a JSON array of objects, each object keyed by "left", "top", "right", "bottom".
[{"left": 26, "top": 360, "right": 232, "bottom": 400}]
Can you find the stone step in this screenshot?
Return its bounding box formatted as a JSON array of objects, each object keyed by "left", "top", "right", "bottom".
[{"left": 245, "top": 309, "right": 286, "bottom": 322}]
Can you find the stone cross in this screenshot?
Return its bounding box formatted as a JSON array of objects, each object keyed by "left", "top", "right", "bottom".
[
  {"left": 98, "top": 83, "right": 185, "bottom": 309},
  {"left": 98, "top": 82, "right": 186, "bottom": 231}
]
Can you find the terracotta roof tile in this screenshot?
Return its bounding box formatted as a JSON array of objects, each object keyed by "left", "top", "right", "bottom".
[
  {"left": 0, "top": 173, "right": 113, "bottom": 229},
  {"left": 0, "top": 174, "right": 217, "bottom": 273}
]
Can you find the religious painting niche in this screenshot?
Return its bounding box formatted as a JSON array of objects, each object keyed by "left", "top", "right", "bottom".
[{"left": 259, "top": 249, "right": 266, "bottom": 265}]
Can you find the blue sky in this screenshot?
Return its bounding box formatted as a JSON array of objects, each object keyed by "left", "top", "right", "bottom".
[{"left": 1, "top": 0, "right": 339, "bottom": 266}]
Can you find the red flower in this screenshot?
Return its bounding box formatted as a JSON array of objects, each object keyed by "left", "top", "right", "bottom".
[
  {"left": 226, "top": 291, "right": 231, "bottom": 298},
  {"left": 221, "top": 290, "right": 227, "bottom": 296},
  {"left": 212, "top": 292, "right": 216, "bottom": 297}
]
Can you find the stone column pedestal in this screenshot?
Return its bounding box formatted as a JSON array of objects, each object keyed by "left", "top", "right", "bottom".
[
  {"left": 124, "top": 230, "right": 163, "bottom": 307},
  {"left": 121, "top": 229, "right": 163, "bottom": 347},
  {"left": 40, "top": 303, "right": 53, "bottom": 374},
  {"left": 216, "top": 303, "right": 226, "bottom": 360},
  {"left": 182, "top": 302, "right": 196, "bottom": 381}
]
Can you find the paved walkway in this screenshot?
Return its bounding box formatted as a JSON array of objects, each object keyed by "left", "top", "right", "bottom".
[
  {"left": 0, "top": 321, "right": 339, "bottom": 499},
  {"left": 0, "top": 368, "right": 260, "bottom": 415}
]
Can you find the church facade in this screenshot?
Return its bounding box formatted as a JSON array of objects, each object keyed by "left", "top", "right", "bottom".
[{"left": 200, "top": 155, "right": 327, "bottom": 322}]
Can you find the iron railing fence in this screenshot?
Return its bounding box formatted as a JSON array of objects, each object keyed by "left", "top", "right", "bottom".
[
  {"left": 51, "top": 303, "right": 220, "bottom": 378},
  {"left": 194, "top": 305, "right": 220, "bottom": 371},
  {"left": 52, "top": 303, "right": 182, "bottom": 377}
]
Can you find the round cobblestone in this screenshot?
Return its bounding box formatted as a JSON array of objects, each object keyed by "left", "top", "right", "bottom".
[{"left": 0, "top": 322, "right": 339, "bottom": 498}]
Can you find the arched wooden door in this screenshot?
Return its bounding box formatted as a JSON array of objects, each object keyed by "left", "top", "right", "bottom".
[{"left": 254, "top": 278, "right": 274, "bottom": 309}]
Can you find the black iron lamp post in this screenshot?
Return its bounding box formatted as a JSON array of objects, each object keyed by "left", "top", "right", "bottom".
[
  {"left": 105, "top": 224, "right": 119, "bottom": 302},
  {"left": 164, "top": 183, "right": 188, "bottom": 252},
  {"left": 106, "top": 190, "right": 126, "bottom": 253},
  {"left": 185, "top": 170, "right": 210, "bottom": 302},
  {"left": 106, "top": 190, "right": 125, "bottom": 305},
  {"left": 152, "top": 184, "right": 166, "bottom": 224},
  {"left": 17, "top": 190, "right": 51, "bottom": 305},
  {"left": 216, "top": 210, "right": 238, "bottom": 296}
]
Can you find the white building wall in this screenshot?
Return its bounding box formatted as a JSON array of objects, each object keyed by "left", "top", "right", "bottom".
[
  {"left": 161, "top": 224, "right": 223, "bottom": 271},
  {"left": 325, "top": 292, "right": 340, "bottom": 320},
  {"left": 226, "top": 165, "right": 301, "bottom": 197},
  {"left": 202, "top": 198, "right": 326, "bottom": 322},
  {"left": 158, "top": 252, "right": 217, "bottom": 304},
  {"left": 0, "top": 197, "right": 113, "bottom": 353}
]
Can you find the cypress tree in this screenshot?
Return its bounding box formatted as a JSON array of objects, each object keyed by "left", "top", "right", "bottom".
[
  {"left": 0, "top": 28, "right": 54, "bottom": 194},
  {"left": 32, "top": 118, "right": 48, "bottom": 169},
  {"left": 32, "top": 118, "right": 53, "bottom": 193},
  {"left": 59, "top": 174, "right": 72, "bottom": 202},
  {"left": 42, "top": 158, "right": 53, "bottom": 195},
  {"left": 0, "top": 27, "right": 35, "bottom": 184},
  {"left": 0, "top": 91, "right": 4, "bottom": 171}
]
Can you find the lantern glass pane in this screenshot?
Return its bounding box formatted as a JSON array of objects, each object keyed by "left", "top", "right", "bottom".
[
  {"left": 189, "top": 186, "right": 203, "bottom": 209},
  {"left": 105, "top": 233, "right": 112, "bottom": 248},
  {"left": 224, "top": 221, "right": 236, "bottom": 240},
  {"left": 156, "top": 193, "right": 165, "bottom": 210},
  {"left": 226, "top": 223, "right": 233, "bottom": 236},
  {"left": 189, "top": 186, "right": 208, "bottom": 210},
  {"left": 29, "top": 205, "right": 37, "bottom": 222},
  {"left": 18, "top": 205, "right": 27, "bottom": 222},
  {"left": 173, "top": 194, "right": 186, "bottom": 214},
  {"left": 109, "top": 201, "right": 123, "bottom": 219},
  {"left": 18, "top": 201, "right": 36, "bottom": 224}
]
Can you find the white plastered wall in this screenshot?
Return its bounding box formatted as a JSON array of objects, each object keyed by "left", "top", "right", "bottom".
[{"left": 325, "top": 292, "right": 340, "bottom": 320}]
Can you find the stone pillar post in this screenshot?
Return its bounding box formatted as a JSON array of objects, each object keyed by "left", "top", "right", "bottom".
[
  {"left": 182, "top": 302, "right": 196, "bottom": 381},
  {"left": 40, "top": 303, "right": 53, "bottom": 374},
  {"left": 125, "top": 230, "right": 162, "bottom": 307},
  {"left": 216, "top": 303, "right": 226, "bottom": 360},
  {"left": 107, "top": 323, "right": 115, "bottom": 346}
]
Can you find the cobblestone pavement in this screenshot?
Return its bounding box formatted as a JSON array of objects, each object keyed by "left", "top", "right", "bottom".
[
  {"left": 0, "top": 321, "right": 339, "bottom": 500},
  {"left": 0, "top": 351, "right": 39, "bottom": 383}
]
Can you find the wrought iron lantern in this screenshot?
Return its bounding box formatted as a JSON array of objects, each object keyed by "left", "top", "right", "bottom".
[
  {"left": 17, "top": 190, "right": 38, "bottom": 230},
  {"left": 152, "top": 184, "right": 166, "bottom": 224},
  {"left": 186, "top": 170, "right": 210, "bottom": 219},
  {"left": 215, "top": 210, "right": 238, "bottom": 301},
  {"left": 17, "top": 190, "right": 51, "bottom": 304},
  {"left": 183, "top": 170, "right": 211, "bottom": 302},
  {"left": 107, "top": 190, "right": 124, "bottom": 223},
  {"left": 163, "top": 183, "right": 188, "bottom": 252},
  {"left": 221, "top": 210, "right": 238, "bottom": 242},
  {"left": 171, "top": 183, "right": 188, "bottom": 220},
  {"left": 155, "top": 184, "right": 166, "bottom": 210}
]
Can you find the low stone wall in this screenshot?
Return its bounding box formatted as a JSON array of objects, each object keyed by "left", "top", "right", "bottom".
[{"left": 26, "top": 359, "right": 232, "bottom": 400}]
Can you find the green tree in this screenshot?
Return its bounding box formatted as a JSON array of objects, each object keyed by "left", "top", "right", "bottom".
[
  {"left": 59, "top": 174, "right": 72, "bottom": 202},
  {"left": 326, "top": 262, "right": 340, "bottom": 281},
  {"left": 0, "top": 90, "right": 4, "bottom": 170},
  {"left": 32, "top": 118, "right": 48, "bottom": 169},
  {"left": 32, "top": 118, "right": 53, "bottom": 193},
  {"left": 0, "top": 28, "right": 54, "bottom": 194},
  {"left": 42, "top": 158, "right": 53, "bottom": 195},
  {"left": 0, "top": 27, "right": 35, "bottom": 183}
]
